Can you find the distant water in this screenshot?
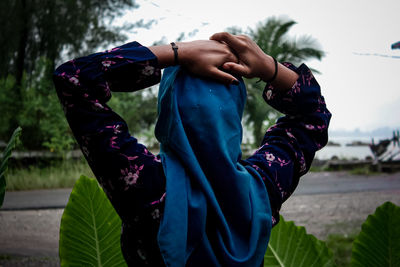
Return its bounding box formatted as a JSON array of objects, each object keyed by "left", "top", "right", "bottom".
[{"left": 316, "top": 136, "right": 381, "bottom": 160}]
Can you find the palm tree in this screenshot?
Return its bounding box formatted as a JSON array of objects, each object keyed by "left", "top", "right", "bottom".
[{"left": 232, "top": 17, "right": 325, "bottom": 147}]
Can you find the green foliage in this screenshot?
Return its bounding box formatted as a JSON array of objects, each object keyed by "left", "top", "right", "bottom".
[
  {"left": 265, "top": 216, "right": 334, "bottom": 266},
  {"left": 0, "top": 0, "right": 140, "bottom": 79},
  {"left": 0, "top": 127, "right": 22, "bottom": 207},
  {"left": 109, "top": 88, "right": 158, "bottom": 135},
  {"left": 351, "top": 201, "right": 400, "bottom": 267},
  {"left": 243, "top": 78, "right": 281, "bottom": 146},
  {"left": 228, "top": 17, "right": 325, "bottom": 146},
  {"left": 0, "top": 76, "right": 19, "bottom": 140},
  {"left": 6, "top": 158, "right": 94, "bottom": 191},
  {"left": 325, "top": 233, "right": 358, "bottom": 267},
  {"left": 21, "top": 58, "right": 76, "bottom": 152},
  {"left": 59, "top": 175, "right": 127, "bottom": 267},
  {"left": 250, "top": 17, "right": 325, "bottom": 65},
  {"left": 0, "top": 0, "right": 158, "bottom": 153},
  {"left": 0, "top": 59, "right": 75, "bottom": 152},
  {"left": 348, "top": 166, "right": 378, "bottom": 176},
  {"left": 0, "top": 61, "right": 159, "bottom": 152}
]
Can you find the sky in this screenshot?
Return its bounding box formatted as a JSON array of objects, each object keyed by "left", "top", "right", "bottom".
[{"left": 118, "top": 0, "right": 400, "bottom": 132}]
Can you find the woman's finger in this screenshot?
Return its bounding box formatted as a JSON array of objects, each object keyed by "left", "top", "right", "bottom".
[
  {"left": 208, "top": 67, "right": 239, "bottom": 85},
  {"left": 210, "top": 32, "right": 243, "bottom": 51},
  {"left": 222, "top": 62, "right": 249, "bottom": 77}
]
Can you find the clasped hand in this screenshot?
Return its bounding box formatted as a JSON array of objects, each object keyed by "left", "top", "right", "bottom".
[
  {"left": 150, "top": 32, "right": 286, "bottom": 86},
  {"left": 176, "top": 33, "right": 274, "bottom": 84}
]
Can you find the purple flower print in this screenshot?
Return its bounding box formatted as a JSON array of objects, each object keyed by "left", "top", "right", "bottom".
[
  {"left": 286, "top": 131, "right": 295, "bottom": 139},
  {"left": 151, "top": 208, "right": 160, "bottom": 219},
  {"left": 102, "top": 60, "right": 116, "bottom": 68},
  {"left": 142, "top": 65, "right": 155, "bottom": 76},
  {"left": 299, "top": 156, "right": 306, "bottom": 173},
  {"left": 292, "top": 81, "right": 301, "bottom": 94},
  {"left": 265, "top": 89, "right": 273, "bottom": 100},
  {"left": 121, "top": 153, "right": 139, "bottom": 162},
  {"left": 104, "top": 47, "right": 121, "bottom": 53},
  {"left": 81, "top": 136, "right": 91, "bottom": 158},
  {"left": 277, "top": 157, "right": 289, "bottom": 167},
  {"left": 110, "top": 136, "right": 120, "bottom": 149},
  {"left": 106, "top": 124, "right": 123, "bottom": 135},
  {"left": 120, "top": 164, "right": 144, "bottom": 189},
  {"left": 91, "top": 99, "right": 108, "bottom": 111},
  {"left": 98, "top": 81, "right": 111, "bottom": 98},
  {"left": 149, "top": 192, "right": 166, "bottom": 206},
  {"left": 143, "top": 148, "right": 161, "bottom": 163},
  {"left": 265, "top": 152, "right": 275, "bottom": 162},
  {"left": 304, "top": 70, "right": 314, "bottom": 86},
  {"left": 137, "top": 249, "right": 147, "bottom": 261},
  {"left": 271, "top": 216, "right": 277, "bottom": 225},
  {"left": 305, "top": 124, "right": 315, "bottom": 130},
  {"left": 264, "top": 152, "right": 291, "bottom": 168},
  {"left": 69, "top": 76, "right": 79, "bottom": 86}
]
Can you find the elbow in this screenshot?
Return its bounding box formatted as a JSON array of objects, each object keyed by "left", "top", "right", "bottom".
[
  {"left": 52, "top": 60, "right": 79, "bottom": 89},
  {"left": 53, "top": 61, "right": 72, "bottom": 80}
]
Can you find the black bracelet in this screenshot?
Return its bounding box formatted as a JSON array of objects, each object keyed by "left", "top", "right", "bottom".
[
  {"left": 170, "top": 42, "right": 179, "bottom": 65},
  {"left": 265, "top": 57, "right": 278, "bottom": 83}
]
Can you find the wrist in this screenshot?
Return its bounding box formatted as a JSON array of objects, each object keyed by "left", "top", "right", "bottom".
[
  {"left": 174, "top": 41, "right": 191, "bottom": 66},
  {"left": 259, "top": 55, "right": 276, "bottom": 82},
  {"left": 148, "top": 44, "right": 176, "bottom": 68}
]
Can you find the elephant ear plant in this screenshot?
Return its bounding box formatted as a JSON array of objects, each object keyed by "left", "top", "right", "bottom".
[
  {"left": 59, "top": 175, "right": 127, "bottom": 267},
  {"left": 0, "top": 126, "right": 21, "bottom": 208},
  {"left": 351, "top": 201, "right": 400, "bottom": 267},
  {"left": 60, "top": 175, "right": 400, "bottom": 267},
  {"left": 264, "top": 216, "right": 334, "bottom": 266}
]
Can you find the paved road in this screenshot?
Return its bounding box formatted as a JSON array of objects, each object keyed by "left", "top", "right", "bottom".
[
  {"left": 1, "top": 188, "right": 71, "bottom": 210},
  {"left": 2, "top": 171, "right": 400, "bottom": 210},
  {"left": 294, "top": 171, "right": 400, "bottom": 195}
]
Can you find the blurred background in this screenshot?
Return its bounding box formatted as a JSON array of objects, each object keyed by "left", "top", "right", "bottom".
[{"left": 0, "top": 0, "right": 399, "bottom": 266}]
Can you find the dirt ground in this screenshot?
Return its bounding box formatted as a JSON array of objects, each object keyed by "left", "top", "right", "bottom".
[
  {"left": 1, "top": 178, "right": 400, "bottom": 266},
  {"left": 282, "top": 190, "right": 400, "bottom": 239}
]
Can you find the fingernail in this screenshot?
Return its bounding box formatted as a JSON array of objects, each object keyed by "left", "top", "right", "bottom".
[{"left": 232, "top": 79, "right": 239, "bottom": 85}]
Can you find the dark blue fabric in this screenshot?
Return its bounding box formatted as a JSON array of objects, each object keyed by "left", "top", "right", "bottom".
[{"left": 155, "top": 67, "right": 272, "bottom": 267}]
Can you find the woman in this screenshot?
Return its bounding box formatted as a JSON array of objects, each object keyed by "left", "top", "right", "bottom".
[{"left": 53, "top": 32, "right": 331, "bottom": 266}]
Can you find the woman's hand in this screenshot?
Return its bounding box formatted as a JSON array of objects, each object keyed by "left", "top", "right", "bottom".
[
  {"left": 210, "top": 32, "right": 274, "bottom": 81},
  {"left": 178, "top": 40, "right": 240, "bottom": 84},
  {"left": 149, "top": 40, "right": 239, "bottom": 84},
  {"left": 210, "top": 32, "right": 299, "bottom": 91}
]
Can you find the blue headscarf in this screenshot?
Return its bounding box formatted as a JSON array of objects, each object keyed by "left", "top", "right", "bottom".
[{"left": 155, "top": 67, "right": 272, "bottom": 267}]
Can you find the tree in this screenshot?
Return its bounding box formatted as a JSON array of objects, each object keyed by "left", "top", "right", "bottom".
[
  {"left": 229, "top": 17, "right": 325, "bottom": 147},
  {"left": 0, "top": 0, "right": 157, "bottom": 151},
  {"left": 0, "top": 0, "right": 141, "bottom": 81}
]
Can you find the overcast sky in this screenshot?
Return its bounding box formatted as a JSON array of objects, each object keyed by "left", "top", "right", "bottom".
[{"left": 119, "top": 0, "right": 400, "bottom": 132}]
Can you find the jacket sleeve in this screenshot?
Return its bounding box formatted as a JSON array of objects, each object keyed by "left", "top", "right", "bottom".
[
  {"left": 243, "top": 63, "right": 332, "bottom": 225},
  {"left": 53, "top": 42, "right": 166, "bottom": 221}
]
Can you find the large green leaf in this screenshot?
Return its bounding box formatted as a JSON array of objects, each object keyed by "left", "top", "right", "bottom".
[
  {"left": 59, "top": 175, "right": 127, "bottom": 266},
  {"left": 264, "top": 216, "right": 334, "bottom": 267},
  {"left": 351, "top": 201, "right": 400, "bottom": 267},
  {"left": 0, "top": 126, "right": 22, "bottom": 207}
]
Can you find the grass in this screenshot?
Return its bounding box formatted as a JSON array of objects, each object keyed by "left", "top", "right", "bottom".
[
  {"left": 0, "top": 254, "right": 12, "bottom": 260},
  {"left": 309, "top": 165, "right": 334, "bottom": 172},
  {"left": 6, "top": 158, "right": 94, "bottom": 191},
  {"left": 325, "top": 232, "right": 358, "bottom": 267},
  {"left": 348, "top": 166, "right": 379, "bottom": 176},
  {"left": 310, "top": 164, "right": 381, "bottom": 176},
  {"left": 5, "top": 158, "right": 383, "bottom": 191},
  {"left": 0, "top": 254, "right": 59, "bottom": 266}
]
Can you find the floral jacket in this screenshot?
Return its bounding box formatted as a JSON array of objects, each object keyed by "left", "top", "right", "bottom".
[{"left": 53, "top": 41, "right": 331, "bottom": 266}]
